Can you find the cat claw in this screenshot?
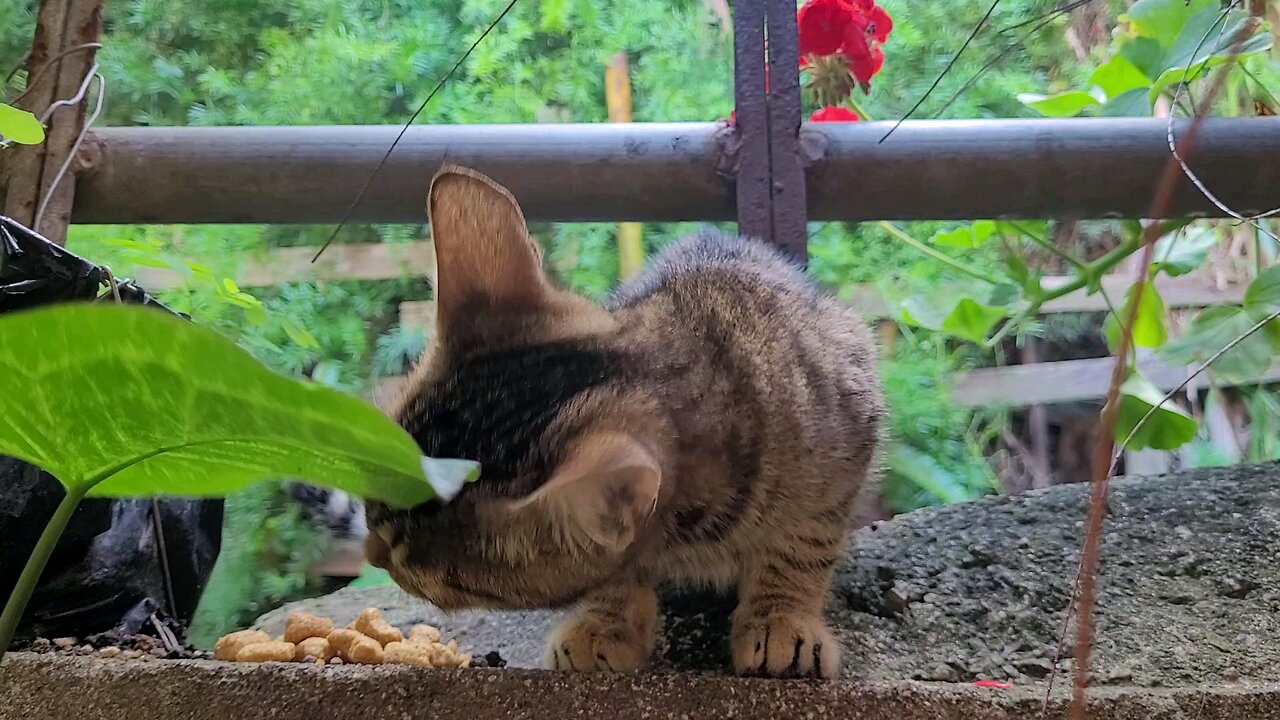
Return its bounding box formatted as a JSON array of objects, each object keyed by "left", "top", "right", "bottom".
[
  {"left": 545, "top": 615, "right": 647, "bottom": 673},
  {"left": 730, "top": 613, "right": 840, "bottom": 679}
]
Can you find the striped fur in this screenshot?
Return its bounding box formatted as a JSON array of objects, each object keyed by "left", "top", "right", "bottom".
[{"left": 364, "top": 167, "right": 883, "bottom": 679}]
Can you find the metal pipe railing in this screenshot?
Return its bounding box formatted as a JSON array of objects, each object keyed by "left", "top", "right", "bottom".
[{"left": 65, "top": 118, "right": 1280, "bottom": 225}]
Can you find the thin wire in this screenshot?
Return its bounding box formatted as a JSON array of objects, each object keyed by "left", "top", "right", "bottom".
[
  {"left": 38, "top": 62, "right": 98, "bottom": 124},
  {"left": 1166, "top": 7, "right": 1280, "bottom": 232},
  {"left": 311, "top": 0, "right": 522, "bottom": 263},
  {"left": 997, "top": 0, "right": 1095, "bottom": 33},
  {"left": 1107, "top": 308, "right": 1280, "bottom": 478},
  {"left": 931, "top": 0, "right": 1088, "bottom": 119},
  {"left": 7, "top": 43, "right": 102, "bottom": 104},
  {"left": 33, "top": 72, "right": 104, "bottom": 233},
  {"left": 879, "top": 0, "right": 1002, "bottom": 143}
]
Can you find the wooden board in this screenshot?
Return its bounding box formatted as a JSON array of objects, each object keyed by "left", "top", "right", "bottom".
[{"left": 952, "top": 352, "right": 1280, "bottom": 407}]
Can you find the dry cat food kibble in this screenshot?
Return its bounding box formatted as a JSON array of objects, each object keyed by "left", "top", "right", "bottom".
[{"left": 213, "top": 608, "right": 470, "bottom": 668}]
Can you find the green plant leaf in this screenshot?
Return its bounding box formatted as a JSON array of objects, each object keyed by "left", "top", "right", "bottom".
[
  {"left": 1151, "top": 227, "right": 1217, "bottom": 277},
  {"left": 282, "top": 318, "right": 321, "bottom": 349},
  {"left": 941, "top": 298, "right": 1006, "bottom": 343},
  {"left": 1244, "top": 265, "right": 1280, "bottom": 313},
  {"left": 1123, "top": 0, "right": 1216, "bottom": 48},
  {"left": 930, "top": 221, "right": 996, "bottom": 249},
  {"left": 1162, "top": 305, "right": 1280, "bottom": 383},
  {"left": 1121, "top": 37, "right": 1167, "bottom": 78},
  {"left": 1104, "top": 281, "right": 1168, "bottom": 350},
  {"left": 1100, "top": 87, "right": 1154, "bottom": 117},
  {"left": 1090, "top": 54, "right": 1153, "bottom": 98},
  {"left": 1017, "top": 91, "right": 1100, "bottom": 117},
  {"left": 0, "top": 304, "right": 477, "bottom": 505},
  {"left": 1115, "top": 370, "right": 1198, "bottom": 450},
  {"left": 885, "top": 442, "right": 982, "bottom": 505},
  {"left": 0, "top": 102, "right": 45, "bottom": 145}
]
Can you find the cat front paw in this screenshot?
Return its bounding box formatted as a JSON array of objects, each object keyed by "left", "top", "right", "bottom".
[
  {"left": 545, "top": 614, "right": 649, "bottom": 673},
  {"left": 730, "top": 612, "right": 840, "bottom": 679}
]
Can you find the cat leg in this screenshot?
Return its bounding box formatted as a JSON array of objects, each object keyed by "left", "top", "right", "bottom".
[
  {"left": 546, "top": 583, "right": 658, "bottom": 672},
  {"left": 730, "top": 544, "right": 841, "bottom": 679}
]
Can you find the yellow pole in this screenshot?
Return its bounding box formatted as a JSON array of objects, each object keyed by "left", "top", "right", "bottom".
[{"left": 605, "top": 53, "right": 644, "bottom": 280}]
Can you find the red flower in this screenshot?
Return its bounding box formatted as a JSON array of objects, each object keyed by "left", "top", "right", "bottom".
[
  {"left": 810, "top": 105, "right": 860, "bottom": 122},
  {"left": 798, "top": 0, "right": 855, "bottom": 56},
  {"left": 866, "top": 5, "right": 894, "bottom": 43},
  {"left": 842, "top": 19, "right": 885, "bottom": 89}
]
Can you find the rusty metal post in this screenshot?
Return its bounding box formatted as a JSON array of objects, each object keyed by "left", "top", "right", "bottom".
[
  {"left": 765, "top": 0, "right": 809, "bottom": 263},
  {"left": 732, "top": 0, "right": 809, "bottom": 262},
  {"left": 732, "top": 0, "right": 772, "bottom": 244},
  {"left": 2, "top": 0, "right": 104, "bottom": 246}
]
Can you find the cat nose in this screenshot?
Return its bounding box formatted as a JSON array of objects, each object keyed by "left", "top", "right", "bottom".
[{"left": 364, "top": 531, "right": 392, "bottom": 569}]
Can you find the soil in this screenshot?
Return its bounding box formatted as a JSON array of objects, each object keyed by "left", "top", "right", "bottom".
[
  {"left": 259, "top": 461, "right": 1280, "bottom": 688},
  {"left": 14, "top": 630, "right": 209, "bottom": 661}
]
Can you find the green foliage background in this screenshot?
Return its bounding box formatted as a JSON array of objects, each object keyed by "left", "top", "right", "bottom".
[{"left": 0, "top": 0, "right": 1173, "bottom": 642}]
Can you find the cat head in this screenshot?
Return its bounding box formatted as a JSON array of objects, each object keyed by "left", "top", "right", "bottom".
[{"left": 363, "top": 166, "right": 666, "bottom": 610}]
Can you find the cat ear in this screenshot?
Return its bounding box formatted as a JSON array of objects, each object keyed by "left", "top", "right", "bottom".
[
  {"left": 518, "top": 433, "right": 661, "bottom": 553},
  {"left": 427, "top": 165, "right": 550, "bottom": 329}
]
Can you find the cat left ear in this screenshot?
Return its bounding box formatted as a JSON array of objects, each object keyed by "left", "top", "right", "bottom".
[
  {"left": 427, "top": 166, "right": 550, "bottom": 330},
  {"left": 517, "top": 433, "right": 661, "bottom": 553}
]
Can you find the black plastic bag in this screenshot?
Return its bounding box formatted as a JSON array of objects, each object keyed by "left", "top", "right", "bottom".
[{"left": 0, "top": 215, "right": 223, "bottom": 643}]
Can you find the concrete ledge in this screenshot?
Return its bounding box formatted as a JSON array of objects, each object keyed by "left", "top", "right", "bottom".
[{"left": 3, "top": 653, "right": 1280, "bottom": 720}]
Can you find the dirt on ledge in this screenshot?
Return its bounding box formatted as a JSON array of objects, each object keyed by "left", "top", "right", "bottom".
[{"left": 258, "top": 462, "right": 1280, "bottom": 688}]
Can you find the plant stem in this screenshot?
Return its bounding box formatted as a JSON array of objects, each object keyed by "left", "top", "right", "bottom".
[
  {"left": 1014, "top": 223, "right": 1090, "bottom": 273},
  {"left": 985, "top": 227, "right": 1145, "bottom": 348},
  {"left": 0, "top": 484, "right": 87, "bottom": 663},
  {"left": 877, "top": 221, "right": 999, "bottom": 285}
]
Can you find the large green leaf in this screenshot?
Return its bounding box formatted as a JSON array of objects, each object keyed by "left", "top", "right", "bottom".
[
  {"left": 1162, "top": 305, "right": 1280, "bottom": 383},
  {"left": 1123, "top": 0, "right": 1217, "bottom": 48},
  {"left": 0, "top": 304, "right": 477, "bottom": 505},
  {"left": 929, "top": 220, "right": 997, "bottom": 249},
  {"left": 1148, "top": 8, "right": 1272, "bottom": 102},
  {"left": 1115, "top": 371, "right": 1198, "bottom": 450},
  {"left": 1151, "top": 228, "right": 1218, "bottom": 277},
  {"left": 1089, "top": 54, "right": 1153, "bottom": 98},
  {"left": 0, "top": 103, "right": 44, "bottom": 145},
  {"left": 1104, "top": 281, "right": 1168, "bottom": 351},
  {"left": 1100, "top": 87, "right": 1154, "bottom": 117},
  {"left": 1244, "top": 265, "right": 1280, "bottom": 313},
  {"left": 901, "top": 293, "right": 1006, "bottom": 344},
  {"left": 1017, "top": 91, "right": 1100, "bottom": 118}
]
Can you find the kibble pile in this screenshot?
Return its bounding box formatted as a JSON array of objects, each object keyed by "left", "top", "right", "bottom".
[{"left": 215, "top": 608, "right": 471, "bottom": 668}]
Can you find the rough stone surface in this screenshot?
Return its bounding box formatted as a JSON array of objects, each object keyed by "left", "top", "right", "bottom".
[
  {"left": 258, "top": 462, "right": 1280, "bottom": 687},
  {"left": 7, "top": 653, "right": 1280, "bottom": 720}
]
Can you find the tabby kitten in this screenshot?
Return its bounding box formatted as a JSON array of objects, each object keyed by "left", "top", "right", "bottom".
[{"left": 364, "top": 166, "right": 883, "bottom": 679}]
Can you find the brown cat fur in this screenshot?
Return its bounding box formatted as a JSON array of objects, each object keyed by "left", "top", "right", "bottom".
[{"left": 364, "top": 166, "right": 883, "bottom": 679}]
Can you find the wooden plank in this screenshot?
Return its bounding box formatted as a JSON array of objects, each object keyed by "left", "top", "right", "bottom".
[
  {"left": 134, "top": 241, "right": 434, "bottom": 290},
  {"left": 398, "top": 300, "right": 435, "bottom": 331},
  {"left": 133, "top": 239, "right": 1244, "bottom": 318},
  {"left": 952, "top": 352, "right": 1280, "bottom": 407}
]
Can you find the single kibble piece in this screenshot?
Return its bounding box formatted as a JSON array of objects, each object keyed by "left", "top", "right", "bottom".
[
  {"left": 283, "top": 611, "right": 336, "bottom": 644},
  {"left": 53, "top": 637, "right": 78, "bottom": 649},
  {"left": 294, "top": 636, "right": 335, "bottom": 663},
  {"left": 346, "top": 636, "right": 385, "bottom": 665},
  {"left": 327, "top": 628, "right": 374, "bottom": 660},
  {"left": 235, "top": 641, "right": 296, "bottom": 663},
  {"left": 213, "top": 629, "right": 271, "bottom": 661},
  {"left": 384, "top": 641, "right": 433, "bottom": 667},
  {"left": 409, "top": 624, "right": 442, "bottom": 644},
  {"left": 351, "top": 607, "right": 403, "bottom": 646}
]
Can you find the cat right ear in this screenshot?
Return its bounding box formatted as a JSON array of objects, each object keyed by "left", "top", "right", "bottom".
[{"left": 427, "top": 166, "right": 550, "bottom": 330}]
